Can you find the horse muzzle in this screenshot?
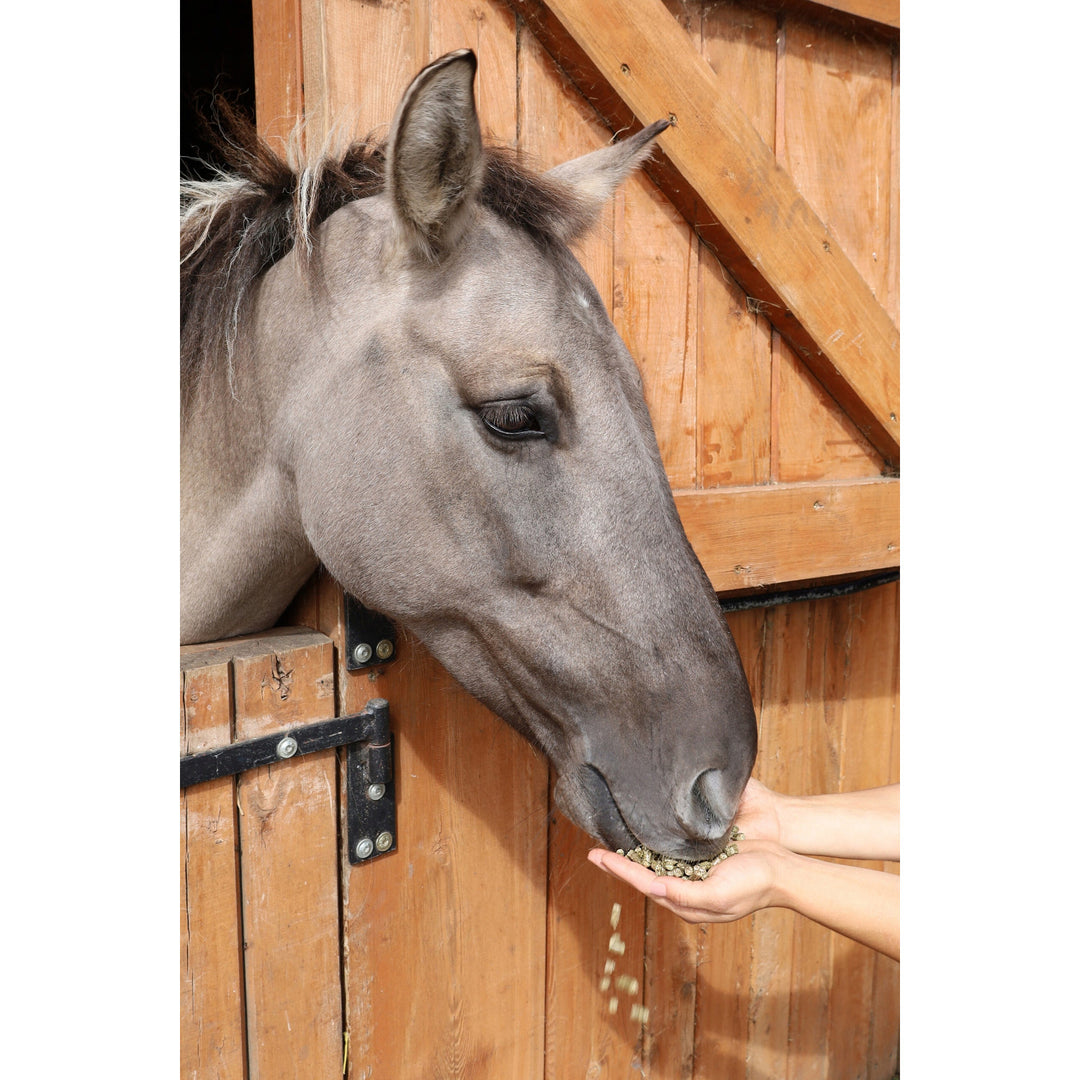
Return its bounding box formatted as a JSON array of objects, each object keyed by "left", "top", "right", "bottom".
[{"left": 554, "top": 760, "right": 746, "bottom": 862}]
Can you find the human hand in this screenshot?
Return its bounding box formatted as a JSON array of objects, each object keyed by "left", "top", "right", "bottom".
[
  {"left": 587, "top": 840, "right": 784, "bottom": 925},
  {"left": 731, "top": 777, "right": 782, "bottom": 844}
]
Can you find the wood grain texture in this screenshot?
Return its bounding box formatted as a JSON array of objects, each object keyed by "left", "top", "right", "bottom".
[
  {"left": 232, "top": 632, "right": 342, "bottom": 1080},
  {"left": 675, "top": 477, "right": 898, "bottom": 591},
  {"left": 506, "top": 0, "right": 900, "bottom": 465},
  {"left": 252, "top": 0, "right": 305, "bottom": 154},
  {"left": 291, "top": 572, "right": 548, "bottom": 1080},
  {"left": 181, "top": 658, "right": 246, "bottom": 1080},
  {"left": 231, "top": 4, "right": 903, "bottom": 1077}
]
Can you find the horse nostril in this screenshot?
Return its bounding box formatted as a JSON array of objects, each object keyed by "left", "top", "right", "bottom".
[{"left": 689, "top": 768, "right": 732, "bottom": 833}]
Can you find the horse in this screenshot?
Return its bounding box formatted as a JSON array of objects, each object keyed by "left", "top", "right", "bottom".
[{"left": 181, "top": 49, "right": 757, "bottom": 862}]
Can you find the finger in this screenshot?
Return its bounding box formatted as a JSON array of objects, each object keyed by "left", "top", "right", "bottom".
[{"left": 587, "top": 849, "right": 667, "bottom": 897}]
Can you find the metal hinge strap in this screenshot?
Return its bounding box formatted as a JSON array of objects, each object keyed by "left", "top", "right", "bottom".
[{"left": 180, "top": 698, "right": 397, "bottom": 865}]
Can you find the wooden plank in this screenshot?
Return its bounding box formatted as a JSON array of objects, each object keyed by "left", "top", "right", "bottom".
[
  {"left": 300, "top": 0, "right": 431, "bottom": 146},
  {"left": 546, "top": 800, "right": 649, "bottom": 1078},
  {"left": 827, "top": 582, "right": 899, "bottom": 1076},
  {"left": 771, "top": 11, "right": 896, "bottom": 481},
  {"left": 817, "top": 0, "right": 899, "bottom": 27},
  {"left": 771, "top": 330, "right": 885, "bottom": 482},
  {"left": 181, "top": 658, "right": 246, "bottom": 1080},
  {"left": 431, "top": 0, "right": 519, "bottom": 145},
  {"left": 641, "top": 909, "right": 702, "bottom": 1076},
  {"left": 692, "top": 607, "right": 765, "bottom": 1078},
  {"left": 784, "top": 600, "right": 834, "bottom": 1080},
  {"left": 231, "top": 631, "right": 342, "bottom": 1080},
  {"left": 505, "top": 0, "right": 899, "bottom": 465},
  {"left": 342, "top": 630, "right": 550, "bottom": 1078},
  {"left": 780, "top": 18, "right": 896, "bottom": 317},
  {"left": 743, "top": 601, "right": 807, "bottom": 1078},
  {"left": 614, "top": 152, "right": 699, "bottom": 488},
  {"left": 696, "top": 3, "right": 777, "bottom": 489},
  {"left": 252, "top": 0, "right": 305, "bottom": 154},
  {"left": 297, "top": 573, "right": 547, "bottom": 1079},
  {"left": 674, "top": 478, "right": 898, "bottom": 592}
]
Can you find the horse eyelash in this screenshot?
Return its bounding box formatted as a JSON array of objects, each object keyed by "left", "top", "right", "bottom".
[{"left": 478, "top": 402, "right": 545, "bottom": 439}]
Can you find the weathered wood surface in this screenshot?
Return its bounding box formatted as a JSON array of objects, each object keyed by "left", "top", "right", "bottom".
[
  {"left": 180, "top": 630, "right": 343, "bottom": 1080},
  {"left": 507, "top": 0, "right": 900, "bottom": 466},
  {"left": 181, "top": 658, "right": 245, "bottom": 1080},
  {"left": 676, "top": 478, "right": 899, "bottom": 591},
  {"left": 179, "top": 3, "right": 902, "bottom": 1078}
]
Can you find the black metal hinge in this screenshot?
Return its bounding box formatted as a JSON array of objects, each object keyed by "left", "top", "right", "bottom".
[
  {"left": 180, "top": 697, "right": 397, "bottom": 865},
  {"left": 344, "top": 593, "right": 398, "bottom": 670}
]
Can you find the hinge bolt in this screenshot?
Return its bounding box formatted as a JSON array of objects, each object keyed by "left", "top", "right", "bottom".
[
  {"left": 375, "top": 639, "right": 395, "bottom": 660},
  {"left": 367, "top": 783, "right": 386, "bottom": 801},
  {"left": 276, "top": 736, "right": 298, "bottom": 759},
  {"left": 355, "top": 837, "right": 374, "bottom": 860},
  {"left": 353, "top": 643, "right": 373, "bottom": 665},
  {"left": 375, "top": 831, "right": 394, "bottom": 852}
]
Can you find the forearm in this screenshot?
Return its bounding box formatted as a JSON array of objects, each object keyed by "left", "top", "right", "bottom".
[
  {"left": 771, "top": 849, "right": 900, "bottom": 960},
  {"left": 776, "top": 784, "right": 899, "bottom": 861}
]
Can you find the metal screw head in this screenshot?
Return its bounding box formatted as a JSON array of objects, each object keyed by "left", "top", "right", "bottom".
[
  {"left": 352, "top": 642, "right": 373, "bottom": 665},
  {"left": 355, "top": 837, "right": 374, "bottom": 860},
  {"left": 276, "top": 736, "right": 298, "bottom": 759},
  {"left": 366, "top": 783, "right": 386, "bottom": 802},
  {"left": 375, "top": 831, "right": 394, "bottom": 852},
  {"left": 375, "top": 639, "right": 395, "bottom": 660}
]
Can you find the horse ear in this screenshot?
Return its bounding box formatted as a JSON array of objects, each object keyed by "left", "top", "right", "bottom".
[
  {"left": 386, "top": 49, "right": 484, "bottom": 259},
  {"left": 543, "top": 119, "right": 671, "bottom": 243}
]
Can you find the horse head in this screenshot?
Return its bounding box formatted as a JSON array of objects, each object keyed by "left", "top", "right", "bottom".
[{"left": 181, "top": 50, "right": 757, "bottom": 861}]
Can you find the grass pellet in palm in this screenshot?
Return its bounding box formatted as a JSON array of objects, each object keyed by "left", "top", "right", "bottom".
[{"left": 615, "top": 827, "right": 745, "bottom": 879}]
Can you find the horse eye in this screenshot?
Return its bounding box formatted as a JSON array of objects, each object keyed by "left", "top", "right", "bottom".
[{"left": 478, "top": 402, "right": 546, "bottom": 440}]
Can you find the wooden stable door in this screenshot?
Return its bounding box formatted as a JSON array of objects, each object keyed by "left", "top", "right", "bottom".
[{"left": 181, "top": 1, "right": 900, "bottom": 1076}]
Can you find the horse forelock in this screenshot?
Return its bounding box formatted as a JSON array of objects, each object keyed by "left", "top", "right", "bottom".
[{"left": 180, "top": 103, "right": 586, "bottom": 403}]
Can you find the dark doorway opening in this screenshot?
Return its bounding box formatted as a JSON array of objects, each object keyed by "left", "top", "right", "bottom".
[{"left": 181, "top": 0, "right": 255, "bottom": 179}]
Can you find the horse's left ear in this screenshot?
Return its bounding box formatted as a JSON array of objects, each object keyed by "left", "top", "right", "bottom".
[
  {"left": 386, "top": 49, "right": 484, "bottom": 259},
  {"left": 543, "top": 119, "right": 671, "bottom": 243}
]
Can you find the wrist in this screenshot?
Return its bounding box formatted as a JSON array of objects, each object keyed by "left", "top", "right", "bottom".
[
  {"left": 772, "top": 790, "right": 801, "bottom": 852},
  {"left": 761, "top": 843, "right": 801, "bottom": 910}
]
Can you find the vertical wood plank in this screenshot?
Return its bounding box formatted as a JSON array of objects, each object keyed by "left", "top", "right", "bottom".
[
  {"left": 233, "top": 633, "right": 342, "bottom": 1080},
  {"left": 301, "top": 0, "right": 431, "bottom": 147},
  {"left": 744, "top": 601, "right": 816, "bottom": 1078},
  {"left": 642, "top": 906, "right": 702, "bottom": 1078},
  {"left": 252, "top": 0, "right": 305, "bottom": 154},
  {"left": 518, "top": 16, "right": 615, "bottom": 311},
  {"left": 772, "top": 14, "right": 894, "bottom": 481},
  {"left": 181, "top": 659, "right": 246, "bottom": 1080},
  {"left": 546, "top": 800, "right": 648, "bottom": 1079},
  {"left": 614, "top": 171, "right": 699, "bottom": 489},
  {"left": 784, "top": 600, "right": 833, "bottom": 1080},
  {"left": 695, "top": 1, "right": 777, "bottom": 491},
  {"left": 782, "top": 20, "right": 895, "bottom": 311},
  {"left": 337, "top": 628, "right": 549, "bottom": 1079},
  {"left": 691, "top": 607, "right": 765, "bottom": 1080},
  {"left": 697, "top": 252, "right": 772, "bottom": 488},
  {"left": 772, "top": 331, "right": 883, "bottom": 482},
  {"left": 825, "top": 583, "right": 899, "bottom": 1079},
  {"left": 431, "top": 0, "right": 518, "bottom": 145}
]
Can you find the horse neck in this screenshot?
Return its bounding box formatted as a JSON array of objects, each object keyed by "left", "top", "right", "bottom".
[{"left": 180, "top": 340, "right": 317, "bottom": 643}]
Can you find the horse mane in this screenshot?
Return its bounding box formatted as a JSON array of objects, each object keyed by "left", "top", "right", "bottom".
[{"left": 181, "top": 100, "right": 584, "bottom": 397}]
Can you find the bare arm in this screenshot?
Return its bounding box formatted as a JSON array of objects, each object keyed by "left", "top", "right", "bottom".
[
  {"left": 736, "top": 779, "right": 899, "bottom": 862},
  {"left": 587, "top": 840, "right": 900, "bottom": 961}
]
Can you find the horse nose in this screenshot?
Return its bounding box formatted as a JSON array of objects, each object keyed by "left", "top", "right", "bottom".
[{"left": 685, "top": 768, "right": 740, "bottom": 838}]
